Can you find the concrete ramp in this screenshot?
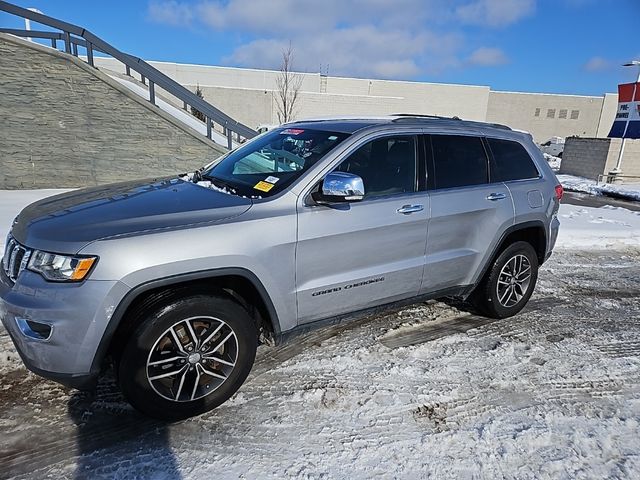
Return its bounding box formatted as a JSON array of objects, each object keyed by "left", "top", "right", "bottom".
[
  {"left": 0, "top": 33, "right": 227, "bottom": 189},
  {"left": 110, "top": 76, "right": 238, "bottom": 149}
]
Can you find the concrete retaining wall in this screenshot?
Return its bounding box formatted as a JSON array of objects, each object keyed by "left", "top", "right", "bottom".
[
  {"left": 0, "top": 34, "right": 225, "bottom": 189},
  {"left": 559, "top": 137, "right": 612, "bottom": 179},
  {"left": 560, "top": 137, "right": 640, "bottom": 180}
]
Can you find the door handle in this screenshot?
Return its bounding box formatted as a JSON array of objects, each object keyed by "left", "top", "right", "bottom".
[
  {"left": 397, "top": 204, "right": 424, "bottom": 214},
  {"left": 486, "top": 193, "right": 507, "bottom": 201}
]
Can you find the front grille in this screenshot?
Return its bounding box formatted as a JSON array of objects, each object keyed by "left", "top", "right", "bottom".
[{"left": 2, "top": 236, "right": 32, "bottom": 283}]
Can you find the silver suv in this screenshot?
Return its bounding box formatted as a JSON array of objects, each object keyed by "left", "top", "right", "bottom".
[{"left": 1, "top": 116, "right": 561, "bottom": 420}]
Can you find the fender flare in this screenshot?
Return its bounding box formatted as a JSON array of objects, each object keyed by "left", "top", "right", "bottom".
[
  {"left": 88, "top": 267, "right": 281, "bottom": 377},
  {"left": 471, "top": 220, "right": 548, "bottom": 292}
]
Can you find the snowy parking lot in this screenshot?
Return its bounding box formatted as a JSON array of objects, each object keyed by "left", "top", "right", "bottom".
[{"left": 1, "top": 190, "right": 640, "bottom": 479}]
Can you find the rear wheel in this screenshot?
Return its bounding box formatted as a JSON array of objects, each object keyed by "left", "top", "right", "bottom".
[
  {"left": 472, "top": 241, "right": 539, "bottom": 319},
  {"left": 118, "top": 293, "right": 257, "bottom": 420}
]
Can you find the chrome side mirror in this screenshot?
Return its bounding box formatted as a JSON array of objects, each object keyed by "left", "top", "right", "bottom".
[{"left": 319, "top": 171, "right": 365, "bottom": 202}]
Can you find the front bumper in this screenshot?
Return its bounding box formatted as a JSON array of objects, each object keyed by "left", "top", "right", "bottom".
[{"left": 0, "top": 269, "right": 129, "bottom": 390}]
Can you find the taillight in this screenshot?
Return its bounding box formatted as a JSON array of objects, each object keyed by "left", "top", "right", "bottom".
[{"left": 555, "top": 184, "right": 564, "bottom": 201}]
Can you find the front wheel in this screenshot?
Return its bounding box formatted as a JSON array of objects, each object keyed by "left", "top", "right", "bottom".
[
  {"left": 472, "top": 241, "right": 539, "bottom": 319},
  {"left": 118, "top": 293, "right": 257, "bottom": 420}
]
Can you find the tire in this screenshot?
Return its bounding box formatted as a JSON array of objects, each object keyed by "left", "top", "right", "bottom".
[
  {"left": 118, "top": 293, "right": 257, "bottom": 420},
  {"left": 472, "top": 241, "right": 539, "bottom": 319}
]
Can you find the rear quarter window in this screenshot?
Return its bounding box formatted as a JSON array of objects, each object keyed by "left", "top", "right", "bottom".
[{"left": 488, "top": 138, "right": 539, "bottom": 182}]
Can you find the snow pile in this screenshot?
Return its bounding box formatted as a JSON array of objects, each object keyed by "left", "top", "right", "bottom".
[
  {"left": 600, "top": 182, "right": 640, "bottom": 202},
  {"left": 179, "top": 173, "right": 261, "bottom": 199},
  {"left": 178, "top": 172, "right": 235, "bottom": 196},
  {"left": 558, "top": 174, "right": 640, "bottom": 202},
  {"left": 543, "top": 153, "right": 561, "bottom": 171}
]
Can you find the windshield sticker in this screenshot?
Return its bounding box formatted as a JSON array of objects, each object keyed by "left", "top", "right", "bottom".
[
  {"left": 254, "top": 181, "right": 275, "bottom": 192},
  {"left": 265, "top": 176, "right": 280, "bottom": 184},
  {"left": 328, "top": 136, "right": 338, "bottom": 141},
  {"left": 281, "top": 128, "right": 304, "bottom": 135}
]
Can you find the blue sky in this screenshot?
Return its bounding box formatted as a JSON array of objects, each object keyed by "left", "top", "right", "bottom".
[{"left": 2, "top": 0, "right": 638, "bottom": 96}]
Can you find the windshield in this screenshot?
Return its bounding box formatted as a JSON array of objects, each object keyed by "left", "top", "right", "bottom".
[{"left": 200, "top": 128, "right": 350, "bottom": 198}]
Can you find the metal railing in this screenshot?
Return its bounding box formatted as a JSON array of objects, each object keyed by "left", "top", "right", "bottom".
[{"left": 0, "top": 1, "right": 256, "bottom": 149}]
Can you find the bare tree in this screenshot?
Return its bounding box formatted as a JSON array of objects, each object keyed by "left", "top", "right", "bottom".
[{"left": 275, "top": 43, "right": 303, "bottom": 124}]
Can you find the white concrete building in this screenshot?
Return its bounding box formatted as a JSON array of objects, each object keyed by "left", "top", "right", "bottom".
[{"left": 95, "top": 58, "right": 618, "bottom": 145}]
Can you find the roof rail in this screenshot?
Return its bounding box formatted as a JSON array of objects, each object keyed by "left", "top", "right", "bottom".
[
  {"left": 391, "top": 113, "right": 456, "bottom": 120},
  {"left": 0, "top": 0, "right": 257, "bottom": 149},
  {"left": 391, "top": 114, "right": 512, "bottom": 131}
]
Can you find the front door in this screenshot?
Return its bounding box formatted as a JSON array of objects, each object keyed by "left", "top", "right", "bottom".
[{"left": 296, "top": 135, "right": 429, "bottom": 323}]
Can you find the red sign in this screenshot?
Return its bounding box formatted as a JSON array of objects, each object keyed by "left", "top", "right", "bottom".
[{"left": 609, "top": 82, "right": 640, "bottom": 138}]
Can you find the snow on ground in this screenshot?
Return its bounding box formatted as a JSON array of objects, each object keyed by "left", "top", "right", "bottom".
[
  {"left": 559, "top": 174, "right": 640, "bottom": 202},
  {"left": 1, "top": 250, "right": 639, "bottom": 479},
  {"left": 556, "top": 204, "right": 640, "bottom": 249},
  {"left": 111, "top": 77, "right": 237, "bottom": 149}
]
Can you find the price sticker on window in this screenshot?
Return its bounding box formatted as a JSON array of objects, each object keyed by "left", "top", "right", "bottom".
[{"left": 254, "top": 181, "right": 275, "bottom": 192}]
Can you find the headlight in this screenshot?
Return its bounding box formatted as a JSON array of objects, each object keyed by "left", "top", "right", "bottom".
[{"left": 28, "top": 251, "right": 97, "bottom": 282}]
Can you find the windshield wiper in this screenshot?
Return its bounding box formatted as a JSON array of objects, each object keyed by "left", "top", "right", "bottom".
[{"left": 200, "top": 173, "right": 238, "bottom": 194}]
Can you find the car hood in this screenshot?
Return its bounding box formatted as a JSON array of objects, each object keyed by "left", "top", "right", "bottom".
[{"left": 11, "top": 178, "right": 252, "bottom": 253}]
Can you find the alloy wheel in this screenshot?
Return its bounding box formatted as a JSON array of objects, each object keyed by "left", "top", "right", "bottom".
[
  {"left": 496, "top": 254, "right": 532, "bottom": 308},
  {"left": 146, "top": 316, "right": 238, "bottom": 402}
]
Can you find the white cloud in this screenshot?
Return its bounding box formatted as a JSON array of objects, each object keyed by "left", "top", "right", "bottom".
[
  {"left": 456, "top": 0, "right": 536, "bottom": 27},
  {"left": 147, "top": 0, "right": 193, "bottom": 27},
  {"left": 225, "top": 27, "right": 461, "bottom": 79},
  {"left": 468, "top": 47, "right": 508, "bottom": 66},
  {"left": 147, "top": 0, "right": 532, "bottom": 79},
  {"left": 584, "top": 56, "right": 612, "bottom": 72}
]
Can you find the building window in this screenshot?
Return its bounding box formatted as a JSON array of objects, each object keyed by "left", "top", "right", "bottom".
[
  {"left": 559, "top": 109, "right": 568, "bottom": 119},
  {"left": 547, "top": 109, "right": 556, "bottom": 119},
  {"left": 534, "top": 108, "right": 540, "bottom": 117},
  {"left": 570, "top": 110, "right": 580, "bottom": 120}
]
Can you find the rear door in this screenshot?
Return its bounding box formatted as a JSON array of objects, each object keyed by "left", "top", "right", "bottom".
[
  {"left": 296, "top": 133, "right": 429, "bottom": 323},
  {"left": 422, "top": 133, "right": 515, "bottom": 293}
]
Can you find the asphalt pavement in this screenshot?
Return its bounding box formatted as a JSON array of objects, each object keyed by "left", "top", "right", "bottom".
[{"left": 562, "top": 191, "right": 640, "bottom": 212}]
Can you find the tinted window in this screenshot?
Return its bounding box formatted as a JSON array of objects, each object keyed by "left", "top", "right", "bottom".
[
  {"left": 336, "top": 136, "right": 416, "bottom": 198},
  {"left": 488, "top": 138, "right": 539, "bottom": 182},
  {"left": 430, "top": 135, "right": 488, "bottom": 189},
  {"left": 203, "top": 128, "right": 349, "bottom": 198}
]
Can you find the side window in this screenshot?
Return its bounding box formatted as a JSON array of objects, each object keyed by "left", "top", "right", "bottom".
[
  {"left": 336, "top": 136, "right": 417, "bottom": 198},
  {"left": 488, "top": 138, "right": 540, "bottom": 182},
  {"left": 430, "top": 135, "right": 488, "bottom": 189}
]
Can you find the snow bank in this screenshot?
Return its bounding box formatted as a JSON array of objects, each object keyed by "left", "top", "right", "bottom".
[
  {"left": 558, "top": 174, "right": 640, "bottom": 202},
  {"left": 543, "top": 153, "right": 561, "bottom": 171}
]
